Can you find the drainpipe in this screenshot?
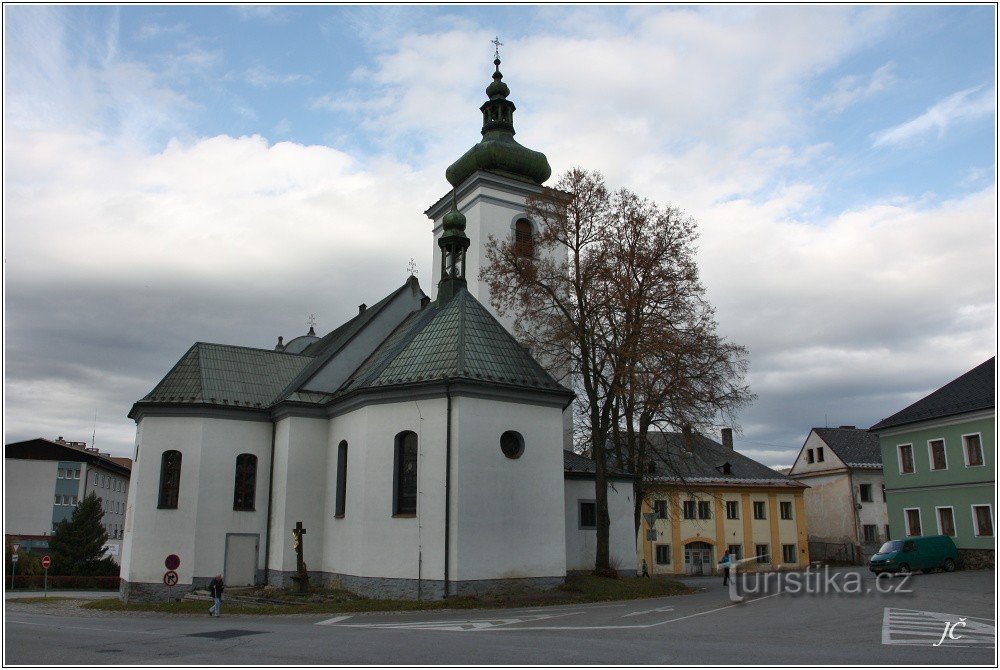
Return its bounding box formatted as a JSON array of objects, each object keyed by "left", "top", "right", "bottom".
[
  {"left": 263, "top": 420, "right": 277, "bottom": 584},
  {"left": 444, "top": 381, "right": 453, "bottom": 599}
]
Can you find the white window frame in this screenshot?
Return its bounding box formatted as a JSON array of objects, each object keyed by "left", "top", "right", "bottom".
[
  {"left": 897, "top": 444, "right": 915, "bottom": 475},
  {"left": 781, "top": 544, "right": 797, "bottom": 563},
  {"left": 927, "top": 438, "right": 948, "bottom": 471},
  {"left": 725, "top": 500, "right": 739, "bottom": 519},
  {"left": 935, "top": 506, "right": 956, "bottom": 537},
  {"left": 962, "top": 432, "right": 985, "bottom": 467},
  {"left": 817, "top": 447, "right": 825, "bottom": 462},
  {"left": 753, "top": 500, "right": 767, "bottom": 520},
  {"left": 806, "top": 448, "right": 814, "bottom": 464},
  {"left": 971, "top": 504, "right": 994, "bottom": 537},
  {"left": 654, "top": 544, "right": 671, "bottom": 565},
  {"left": 903, "top": 507, "right": 922, "bottom": 536},
  {"left": 779, "top": 500, "right": 793, "bottom": 520}
]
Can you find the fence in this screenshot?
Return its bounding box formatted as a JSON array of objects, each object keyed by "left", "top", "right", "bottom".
[{"left": 7, "top": 575, "right": 120, "bottom": 590}]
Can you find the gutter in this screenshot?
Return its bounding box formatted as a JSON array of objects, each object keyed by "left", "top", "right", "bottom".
[{"left": 263, "top": 421, "right": 277, "bottom": 584}]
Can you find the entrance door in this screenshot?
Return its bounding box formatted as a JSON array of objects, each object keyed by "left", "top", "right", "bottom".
[
  {"left": 225, "top": 533, "right": 259, "bottom": 587},
  {"left": 685, "top": 542, "right": 714, "bottom": 575}
]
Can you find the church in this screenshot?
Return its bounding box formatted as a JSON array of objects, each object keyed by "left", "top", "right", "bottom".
[{"left": 119, "top": 54, "right": 637, "bottom": 602}]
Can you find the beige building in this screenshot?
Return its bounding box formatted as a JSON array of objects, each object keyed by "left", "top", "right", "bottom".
[
  {"left": 788, "top": 427, "right": 887, "bottom": 562},
  {"left": 639, "top": 430, "right": 809, "bottom": 575}
]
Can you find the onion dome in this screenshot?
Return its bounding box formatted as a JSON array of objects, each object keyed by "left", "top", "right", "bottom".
[
  {"left": 445, "top": 57, "right": 551, "bottom": 188},
  {"left": 442, "top": 193, "right": 467, "bottom": 233}
]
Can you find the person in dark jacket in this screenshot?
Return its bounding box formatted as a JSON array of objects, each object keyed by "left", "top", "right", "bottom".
[{"left": 209, "top": 574, "right": 224, "bottom": 617}]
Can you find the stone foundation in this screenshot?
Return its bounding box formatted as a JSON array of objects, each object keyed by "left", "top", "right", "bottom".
[
  {"left": 959, "top": 548, "right": 995, "bottom": 570},
  {"left": 120, "top": 579, "right": 191, "bottom": 603}
]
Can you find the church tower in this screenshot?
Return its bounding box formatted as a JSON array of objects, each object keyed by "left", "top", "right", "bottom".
[{"left": 425, "top": 51, "right": 556, "bottom": 335}]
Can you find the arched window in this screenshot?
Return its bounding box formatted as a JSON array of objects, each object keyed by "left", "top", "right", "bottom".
[
  {"left": 233, "top": 453, "right": 257, "bottom": 511},
  {"left": 514, "top": 218, "right": 534, "bottom": 257},
  {"left": 393, "top": 431, "right": 418, "bottom": 515},
  {"left": 158, "top": 450, "right": 182, "bottom": 509},
  {"left": 335, "top": 441, "right": 348, "bottom": 517}
]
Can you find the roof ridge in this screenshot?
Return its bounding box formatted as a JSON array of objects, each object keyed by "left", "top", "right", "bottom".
[
  {"left": 456, "top": 289, "right": 467, "bottom": 376},
  {"left": 340, "top": 307, "right": 438, "bottom": 392},
  {"left": 195, "top": 341, "right": 309, "bottom": 357}
]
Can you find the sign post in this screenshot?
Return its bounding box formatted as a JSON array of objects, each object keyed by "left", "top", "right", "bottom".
[
  {"left": 10, "top": 552, "right": 19, "bottom": 591},
  {"left": 41, "top": 555, "right": 51, "bottom": 597},
  {"left": 164, "top": 555, "right": 180, "bottom": 600}
]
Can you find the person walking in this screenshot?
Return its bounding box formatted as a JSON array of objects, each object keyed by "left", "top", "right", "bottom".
[
  {"left": 641, "top": 558, "right": 650, "bottom": 578},
  {"left": 208, "top": 573, "right": 224, "bottom": 617},
  {"left": 720, "top": 550, "right": 732, "bottom": 586}
]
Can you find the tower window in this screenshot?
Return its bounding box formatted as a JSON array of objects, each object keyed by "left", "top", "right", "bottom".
[
  {"left": 335, "top": 441, "right": 348, "bottom": 517},
  {"left": 157, "top": 450, "right": 182, "bottom": 509},
  {"left": 514, "top": 219, "right": 534, "bottom": 257},
  {"left": 393, "top": 431, "right": 418, "bottom": 516},
  {"left": 233, "top": 453, "right": 257, "bottom": 511}
]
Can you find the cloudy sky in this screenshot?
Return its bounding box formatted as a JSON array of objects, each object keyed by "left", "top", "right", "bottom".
[{"left": 4, "top": 5, "right": 996, "bottom": 467}]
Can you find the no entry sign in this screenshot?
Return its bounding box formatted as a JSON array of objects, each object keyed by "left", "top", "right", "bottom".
[
  {"left": 41, "top": 556, "right": 51, "bottom": 569},
  {"left": 164, "top": 554, "right": 180, "bottom": 571}
]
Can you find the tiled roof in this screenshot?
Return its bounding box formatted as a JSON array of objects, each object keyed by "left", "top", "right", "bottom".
[
  {"left": 342, "top": 288, "right": 570, "bottom": 395},
  {"left": 644, "top": 431, "right": 804, "bottom": 487},
  {"left": 138, "top": 343, "right": 312, "bottom": 409},
  {"left": 870, "top": 358, "right": 995, "bottom": 432},
  {"left": 5, "top": 438, "right": 133, "bottom": 477},
  {"left": 563, "top": 450, "right": 635, "bottom": 479},
  {"left": 812, "top": 427, "right": 882, "bottom": 467}
]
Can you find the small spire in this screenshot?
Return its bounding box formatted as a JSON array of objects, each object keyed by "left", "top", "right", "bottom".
[
  {"left": 491, "top": 35, "right": 503, "bottom": 60},
  {"left": 306, "top": 314, "right": 317, "bottom": 337}
]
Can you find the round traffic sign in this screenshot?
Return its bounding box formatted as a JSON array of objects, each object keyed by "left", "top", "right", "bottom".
[
  {"left": 41, "top": 555, "right": 51, "bottom": 569},
  {"left": 164, "top": 554, "right": 180, "bottom": 570},
  {"left": 163, "top": 570, "right": 179, "bottom": 586}
]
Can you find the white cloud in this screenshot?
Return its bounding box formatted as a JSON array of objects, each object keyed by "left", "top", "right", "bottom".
[
  {"left": 241, "top": 66, "right": 311, "bottom": 88},
  {"left": 815, "top": 62, "right": 895, "bottom": 113},
  {"left": 872, "top": 85, "right": 995, "bottom": 147}
]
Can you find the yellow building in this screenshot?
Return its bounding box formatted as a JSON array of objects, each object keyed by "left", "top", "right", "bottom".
[{"left": 639, "top": 430, "right": 809, "bottom": 575}]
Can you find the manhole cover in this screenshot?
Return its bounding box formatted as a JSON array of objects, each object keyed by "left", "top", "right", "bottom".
[{"left": 187, "top": 629, "right": 266, "bottom": 640}]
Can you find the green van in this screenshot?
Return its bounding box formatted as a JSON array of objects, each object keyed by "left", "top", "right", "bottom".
[{"left": 868, "top": 535, "right": 959, "bottom": 574}]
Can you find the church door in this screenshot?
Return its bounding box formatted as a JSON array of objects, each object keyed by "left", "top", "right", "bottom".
[{"left": 225, "top": 533, "right": 259, "bottom": 587}]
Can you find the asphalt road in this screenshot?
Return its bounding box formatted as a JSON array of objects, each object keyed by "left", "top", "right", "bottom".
[{"left": 5, "top": 568, "right": 995, "bottom": 665}]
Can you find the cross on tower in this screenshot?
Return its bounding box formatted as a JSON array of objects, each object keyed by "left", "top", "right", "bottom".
[
  {"left": 407, "top": 258, "right": 418, "bottom": 276},
  {"left": 491, "top": 36, "right": 503, "bottom": 59},
  {"left": 306, "top": 314, "right": 317, "bottom": 329}
]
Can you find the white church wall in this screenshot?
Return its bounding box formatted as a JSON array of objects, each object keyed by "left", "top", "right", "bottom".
[
  {"left": 191, "top": 418, "right": 272, "bottom": 580},
  {"left": 451, "top": 395, "right": 566, "bottom": 582},
  {"left": 267, "top": 416, "right": 329, "bottom": 576},
  {"left": 120, "top": 416, "right": 204, "bottom": 588},
  {"left": 563, "top": 477, "right": 638, "bottom": 574},
  {"left": 321, "top": 399, "right": 448, "bottom": 584}
]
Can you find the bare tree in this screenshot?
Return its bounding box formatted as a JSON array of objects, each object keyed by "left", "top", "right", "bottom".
[{"left": 481, "top": 168, "right": 752, "bottom": 573}]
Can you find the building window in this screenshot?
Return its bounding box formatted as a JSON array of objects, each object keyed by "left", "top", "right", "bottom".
[
  {"left": 72, "top": 496, "right": 78, "bottom": 506},
  {"left": 393, "top": 431, "right": 418, "bottom": 516},
  {"left": 928, "top": 439, "right": 948, "bottom": 470},
  {"left": 513, "top": 218, "right": 534, "bottom": 257},
  {"left": 898, "top": 444, "right": 914, "bottom": 474},
  {"left": 335, "top": 441, "right": 348, "bottom": 517},
  {"left": 500, "top": 431, "right": 524, "bottom": 459},
  {"left": 232, "top": 454, "right": 257, "bottom": 511},
  {"left": 53, "top": 495, "right": 60, "bottom": 506},
  {"left": 697, "top": 501, "right": 712, "bottom": 520},
  {"left": 74, "top": 469, "right": 80, "bottom": 479},
  {"left": 579, "top": 501, "right": 596, "bottom": 529},
  {"left": 972, "top": 505, "right": 993, "bottom": 537},
  {"left": 682, "top": 500, "right": 696, "bottom": 520},
  {"left": 727, "top": 544, "right": 743, "bottom": 560},
  {"left": 806, "top": 449, "right": 814, "bottom": 464},
  {"left": 863, "top": 524, "right": 878, "bottom": 542},
  {"left": 57, "top": 468, "right": 65, "bottom": 479},
  {"left": 655, "top": 544, "right": 671, "bottom": 564},
  {"left": 780, "top": 501, "right": 793, "bottom": 520},
  {"left": 964, "top": 434, "right": 984, "bottom": 467},
  {"left": 904, "top": 508, "right": 921, "bottom": 536},
  {"left": 726, "top": 500, "right": 739, "bottom": 519},
  {"left": 753, "top": 501, "right": 767, "bottom": 519},
  {"left": 157, "top": 450, "right": 182, "bottom": 509},
  {"left": 817, "top": 448, "right": 825, "bottom": 462},
  {"left": 755, "top": 544, "right": 770, "bottom": 564},
  {"left": 936, "top": 507, "right": 956, "bottom": 537},
  {"left": 884, "top": 524, "right": 890, "bottom": 540},
  {"left": 882, "top": 484, "right": 887, "bottom": 502},
  {"left": 859, "top": 484, "right": 873, "bottom": 503},
  {"left": 653, "top": 500, "right": 668, "bottom": 519},
  {"left": 782, "top": 544, "right": 797, "bottom": 564}
]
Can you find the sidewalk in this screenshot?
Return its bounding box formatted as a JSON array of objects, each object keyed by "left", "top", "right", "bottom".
[{"left": 5, "top": 590, "right": 116, "bottom": 600}]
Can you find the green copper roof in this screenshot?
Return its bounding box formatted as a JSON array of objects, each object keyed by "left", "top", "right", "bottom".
[
  {"left": 445, "top": 58, "right": 551, "bottom": 188},
  {"left": 139, "top": 343, "right": 312, "bottom": 409},
  {"left": 342, "top": 288, "right": 570, "bottom": 396}
]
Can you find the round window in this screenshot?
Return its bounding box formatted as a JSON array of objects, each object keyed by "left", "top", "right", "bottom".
[{"left": 500, "top": 431, "right": 524, "bottom": 459}]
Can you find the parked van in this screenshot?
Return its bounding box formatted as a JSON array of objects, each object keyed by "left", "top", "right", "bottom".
[{"left": 868, "top": 535, "right": 959, "bottom": 574}]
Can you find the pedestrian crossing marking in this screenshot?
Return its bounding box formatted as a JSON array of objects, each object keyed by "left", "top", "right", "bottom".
[{"left": 882, "top": 608, "right": 995, "bottom": 647}]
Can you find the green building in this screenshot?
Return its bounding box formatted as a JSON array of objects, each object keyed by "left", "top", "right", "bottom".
[{"left": 870, "top": 358, "right": 995, "bottom": 567}]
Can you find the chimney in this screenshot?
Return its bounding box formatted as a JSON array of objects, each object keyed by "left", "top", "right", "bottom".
[
  {"left": 721, "top": 428, "right": 734, "bottom": 450},
  {"left": 275, "top": 336, "right": 285, "bottom": 351},
  {"left": 682, "top": 425, "right": 694, "bottom": 452},
  {"left": 839, "top": 425, "right": 856, "bottom": 430},
  {"left": 56, "top": 436, "right": 64, "bottom": 443},
  {"left": 359, "top": 303, "right": 367, "bottom": 314}
]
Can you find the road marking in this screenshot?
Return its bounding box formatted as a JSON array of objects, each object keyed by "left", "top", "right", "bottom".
[
  {"left": 323, "top": 611, "right": 583, "bottom": 632},
  {"left": 621, "top": 606, "right": 675, "bottom": 618},
  {"left": 882, "top": 608, "right": 995, "bottom": 647},
  {"left": 316, "top": 615, "right": 353, "bottom": 626}
]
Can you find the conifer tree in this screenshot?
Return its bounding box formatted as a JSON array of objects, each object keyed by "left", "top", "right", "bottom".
[{"left": 48, "top": 492, "right": 117, "bottom": 575}]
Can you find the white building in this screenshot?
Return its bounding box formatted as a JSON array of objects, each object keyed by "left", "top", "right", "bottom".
[
  {"left": 5, "top": 437, "right": 132, "bottom": 558},
  {"left": 787, "top": 426, "right": 888, "bottom": 562},
  {"left": 120, "top": 56, "right": 636, "bottom": 601}
]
